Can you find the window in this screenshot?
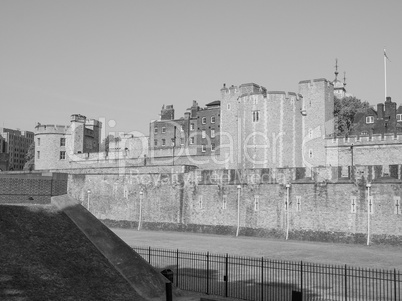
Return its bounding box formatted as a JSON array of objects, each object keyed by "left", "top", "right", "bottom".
[
  {"left": 60, "top": 138, "right": 66, "bottom": 146},
  {"left": 252, "top": 110, "right": 260, "bottom": 122},
  {"left": 254, "top": 195, "right": 259, "bottom": 211},
  {"left": 366, "top": 116, "right": 374, "bottom": 124},
  {"left": 397, "top": 114, "right": 402, "bottom": 122},
  {"left": 309, "top": 149, "right": 313, "bottom": 158},
  {"left": 227, "top": 103, "right": 231, "bottom": 110},
  {"left": 211, "top": 116, "right": 216, "bottom": 123},
  {"left": 124, "top": 187, "right": 129, "bottom": 199},
  {"left": 202, "top": 117, "right": 207, "bottom": 124},
  {"left": 162, "top": 127, "right": 166, "bottom": 133},
  {"left": 154, "top": 127, "right": 158, "bottom": 134},
  {"left": 350, "top": 196, "right": 357, "bottom": 214},
  {"left": 201, "top": 144, "right": 206, "bottom": 152},
  {"left": 37, "top": 138, "right": 40, "bottom": 146},
  {"left": 37, "top": 151, "right": 40, "bottom": 159},
  {"left": 190, "top": 123, "right": 195, "bottom": 131},
  {"left": 60, "top": 151, "right": 66, "bottom": 160},
  {"left": 181, "top": 124, "right": 185, "bottom": 131},
  {"left": 211, "top": 143, "right": 215, "bottom": 152},
  {"left": 296, "top": 196, "right": 302, "bottom": 212},
  {"left": 162, "top": 139, "right": 166, "bottom": 146},
  {"left": 171, "top": 138, "right": 175, "bottom": 146},
  {"left": 180, "top": 138, "right": 184, "bottom": 145},
  {"left": 368, "top": 196, "right": 374, "bottom": 215},
  {"left": 190, "top": 137, "right": 195, "bottom": 144},
  {"left": 222, "top": 195, "right": 227, "bottom": 209},
  {"left": 211, "top": 129, "right": 215, "bottom": 138},
  {"left": 154, "top": 139, "right": 157, "bottom": 146},
  {"left": 198, "top": 195, "right": 203, "bottom": 209},
  {"left": 202, "top": 130, "right": 206, "bottom": 139},
  {"left": 394, "top": 196, "right": 401, "bottom": 215},
  {"left": 308, "top": 129, "right": 313, "bottom": 138}
]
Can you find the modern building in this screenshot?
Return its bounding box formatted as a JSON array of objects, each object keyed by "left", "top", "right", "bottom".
[{"left": 0, "top": 127, "right": 34, "bottom": 170}]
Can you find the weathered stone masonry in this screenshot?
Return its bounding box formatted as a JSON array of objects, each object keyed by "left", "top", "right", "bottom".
[{"left": 67, "top": 166, "right": 402, "bottom": 245}]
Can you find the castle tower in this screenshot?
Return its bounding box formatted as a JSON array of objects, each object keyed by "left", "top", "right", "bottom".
[
  {"left": 70, "top": 114, "right": 86, "bottom": 154},
  {"left": 298, "top": 78, "right": 334, "bottom": 168},
  {"left": 332, "top": 59, "right": 347, "bottom": 99}
]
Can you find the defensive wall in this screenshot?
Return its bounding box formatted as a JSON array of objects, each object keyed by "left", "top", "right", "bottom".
[
  {"left": 0, "top": 172, "right": 68, "bottom": 204},
  {"left": 66, "top": 164, "right": 402, "bottom": 245},
  {"left": 326, "top": 133, "right": 402, "bottom": 166}
]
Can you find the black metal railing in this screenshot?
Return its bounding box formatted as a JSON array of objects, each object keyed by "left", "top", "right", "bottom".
[{"left": 133, "top": 246, "right": 402, "bottom": 301}]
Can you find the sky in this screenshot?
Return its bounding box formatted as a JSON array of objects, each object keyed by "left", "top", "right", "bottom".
[{"left": 1, "top": 0, "right": 402, "bottom": 138}]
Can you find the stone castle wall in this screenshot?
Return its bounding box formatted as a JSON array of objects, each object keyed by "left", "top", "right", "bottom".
[{"left": 67, "top": 166, "right": 402, "bottom": 245}]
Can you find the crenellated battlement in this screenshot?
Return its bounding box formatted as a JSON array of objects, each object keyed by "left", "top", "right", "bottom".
[
  {"left": 326, "top": 133, "right": 402, "bottom": 147},
  {"left": 35, "top": 124, "right": 70, "bottom": 135}
]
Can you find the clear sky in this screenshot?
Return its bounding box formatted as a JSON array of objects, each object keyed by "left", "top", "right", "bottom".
[{"left": 1, "top": 0, "right": 401, "bottom": 137}]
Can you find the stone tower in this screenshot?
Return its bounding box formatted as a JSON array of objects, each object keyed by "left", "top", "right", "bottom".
[
  {"left": 298, "top": 78, "right": 334, "bottom": 168},
  {"left": 70, "top": 114, "right": 86, "bottom": 154}
]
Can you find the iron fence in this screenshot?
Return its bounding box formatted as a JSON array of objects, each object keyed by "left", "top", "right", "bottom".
[{"left": 133, "top": 246, "right": 402, "bottom": 301}]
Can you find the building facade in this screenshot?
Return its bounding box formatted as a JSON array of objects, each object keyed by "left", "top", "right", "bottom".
[
  {"left": 35, "top": 114, "right": 102, "bottom": 170},
  {"left": 0, "top": 127, "right": 34, "bottom": 170}
]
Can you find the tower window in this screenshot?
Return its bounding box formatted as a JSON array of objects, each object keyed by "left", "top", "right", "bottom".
[
  {"left": 202, "top": 130, "right": 206, "bottom": 139},
  {"left": 190, "top": 123, "right": 195, "bottom": 131},
  {"left": 60, "top": 151, "right": 66, "bottom": 160},
  {"left": 211, "top": 143, "right": 215, "bottom": 151},
  {"left": 162, "top": 139, "right": 166, "bottom": 146},
  {"left": 309, "top": 149, "right": 313, "bottom": 158},
  {"left": 37, "top": 151, "right": 40, "bottom": 159},
  {"left": 202, "top": 117, "right": 207, "bottom": 124},
  {"left": 211, "top": 129, "right": 215, "bottom": 138},
  {"left": 252, "top": 110, "right": 260, "bottom": 122},
  {"left": 227, "top": 103, "right": 231, "bottom": 110},
  {"left": 162, "top": 127, "right": 166, "bottom": 133},
  {"left": 60, "top": 138, "right": 66, "bottom": 146},
  {"left": 190, "top": 137, "right": 195, "bottom": 144},
  {"left": 201, "top": 144, "right": 206, "bottom": 152},
  {"left": 37, "top": 138, "right": 40, "bottom": 146},
  {"left": 154, "top": 127, "right": 158, "bottom": 134},
  {"left": 397, "top": 114, "right": 402, "bottom": 122},
  {"left": 154, "top": 139, "right": 157, "bottom": 146},
  {"left": 211, "top": 116, "right": 216, "bottom": 123},
  {"left": 222, "top": 195, "right": 227, "bottom": 209},
  {"left": 366, "top": 116, "right": 374, "bottom": 124}
]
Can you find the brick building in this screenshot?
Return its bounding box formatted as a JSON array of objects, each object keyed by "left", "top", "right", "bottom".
[
  {"left": 149, "top": 100, "right": 221, "bottom": 156},
  {"left": 0, "top": 127, "right": 34, "bottom": 171},
  {"left": 351, "top": 97, "right": 402, "bottom": 136}
]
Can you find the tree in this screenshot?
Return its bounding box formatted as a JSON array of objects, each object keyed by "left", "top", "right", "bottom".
[
  {"left": 23, "top": 142, "right": 35, "bottom": 171},
  {"left": 99, "top": 135, "right": 121, "bottom": 152},
  {"left": 334, "top": 96, "right": 370, "bottom": 136}
]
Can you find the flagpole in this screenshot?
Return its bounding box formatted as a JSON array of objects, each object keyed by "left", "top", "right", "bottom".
[{"left": 384, "top": 48, "right": 387, "bottom": 101}]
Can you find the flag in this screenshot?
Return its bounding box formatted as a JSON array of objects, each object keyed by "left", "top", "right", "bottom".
[{"left": 384, "top": 49, "right": 391, "bottom": 62}]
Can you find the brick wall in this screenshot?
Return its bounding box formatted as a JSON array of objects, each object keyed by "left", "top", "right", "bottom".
[
  {"left": 68, "top": 167, "right": 402, "bottom": 245},
  {"left": 0, "top": 172, "right": 68, "bottom": 204}
]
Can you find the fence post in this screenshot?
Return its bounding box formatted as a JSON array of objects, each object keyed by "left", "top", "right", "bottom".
[
  {"left": 148, "top": 246, "right": 151, "bottom": 264},
  {"left": 300, "top": 261, "right": 303, "bottom": 298},
  {"left": 261, "top": 257, "right": 264, "bottom": 301},
  {"left": 206, "top": 252, "right": 209, "bottom": 295},
  {"left": 176, "top": 249, "right": 179, "bottom": 287},
  {"left": 225, "top": 253, "right": 228, "bottom": 297},
  {"left": 394, "top": 269, "right": 397, "bottom": 301},
  {"left": 345, "top": 264, "right": 348, "bottom": 301}
]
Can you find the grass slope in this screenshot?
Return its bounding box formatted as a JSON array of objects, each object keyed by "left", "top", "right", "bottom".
[{"left": 0, "top": 205, "right": 144, "bottom": 301}]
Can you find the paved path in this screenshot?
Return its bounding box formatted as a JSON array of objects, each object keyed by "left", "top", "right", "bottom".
[{"left": 111, "top": 228, "right": 402, "bottom": 271}]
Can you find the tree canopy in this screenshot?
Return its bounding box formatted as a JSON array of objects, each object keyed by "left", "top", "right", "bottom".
[
  {"left": 100, "top": 135, "right": 121, "bottom": 152},
  {"left": 23, "top": 142, "right": 35, "bottom": 171},
  {"left": 334, "top": 96, "right": 370, "bottom": 136}
]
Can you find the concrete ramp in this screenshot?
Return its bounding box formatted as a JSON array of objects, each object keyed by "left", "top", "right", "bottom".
[{"left": 52, "top": 195, "right": 182, "bottom": 301}]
